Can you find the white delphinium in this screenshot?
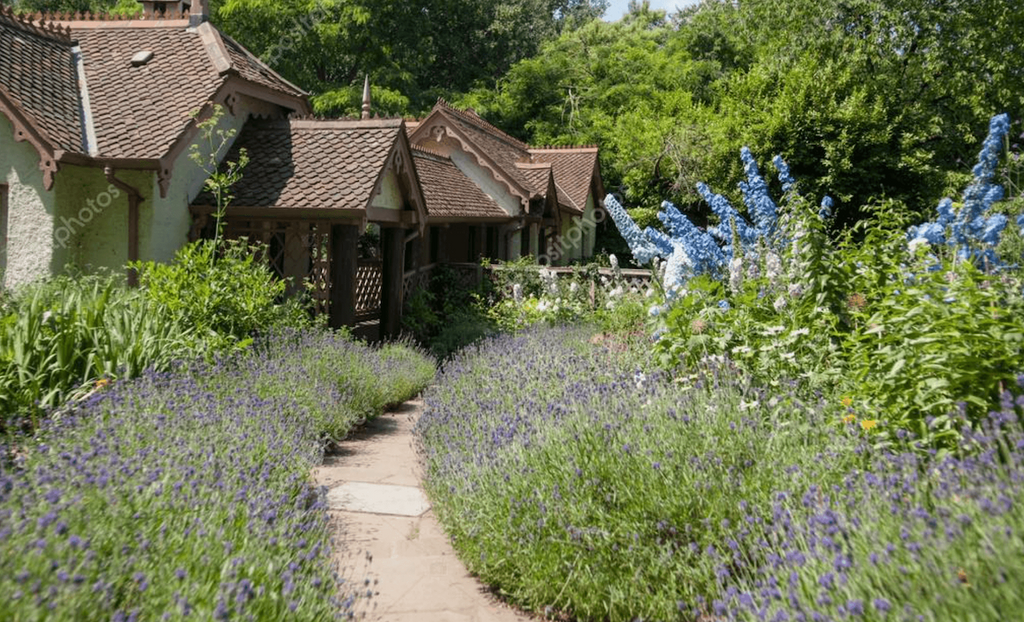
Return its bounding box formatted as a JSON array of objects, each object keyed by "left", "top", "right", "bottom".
[
  {"left": 645, "top": 288, "right": 656, "bottom": 298},
  {"left": 537, "top": 299, "right": 550, "bottom": 312},
  {"left": 908, "top": 237, "right": 929, "bottom": 253},
  {"left": 609, "top": 253, "right": 620, "bottom": 272},
  {"left": 729, "top": 256, "right": 744, "bottom": 294},
  {"left": 773, "top": 295, "right": 787, "bottom": 313},
  {"left": 569, "top": 281, "right": 579, "bottom": 294},
  {"left": 512, "top": 283, "right": 523, "bottom": 303},
  {"left": 788, "top": 283, "right": 804, "bottom": 298},
  {"left": 764, "top": 251, "right": 782, "bottom": 286},
  {"left": 608, "top": 286, "right": 624, "bottom": 298}
]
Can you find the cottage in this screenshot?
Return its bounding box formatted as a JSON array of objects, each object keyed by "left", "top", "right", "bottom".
[{"left": 0, "top": 1, "right": 605, "bottom": 331}]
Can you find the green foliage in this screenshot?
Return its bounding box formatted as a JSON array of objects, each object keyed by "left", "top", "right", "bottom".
[
  {"left": 132, "top": 238, "right": 309, "bottom": 353},
  {"left": 0, "top": 273, "right": 186, "bottom": 433},
  {"left": 464, "top": 0, "right": 1024, "bottom": 230},
  {"left": 651, "top": 187, "right": 1024, "bottom": 448},
  {"left": 839, "top": 223, "right": 1024, "bottom": 445}
]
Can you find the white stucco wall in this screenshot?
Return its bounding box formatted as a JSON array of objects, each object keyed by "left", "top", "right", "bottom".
[
  {"left": 55, "top": 166, "right": 135, "bottom": 274},
  {"left": 1, "top": 95, "right": 277, "bottom": 288},
  {"left": 370, "top": 168, "right": 403, "bottom": 209},
  {"left": 0, "top": 115, "right": 60, "bottom": 288},
  {"left": 149, "top": 99, "right": 256, "bottom": 263},
  {"left": 448, "top": 150, "right": 521, "bottom": 217}
]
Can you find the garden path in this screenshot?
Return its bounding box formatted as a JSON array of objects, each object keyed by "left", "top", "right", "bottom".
[{"left": 313, "top": 399, "right": 532, "bottom": 621}]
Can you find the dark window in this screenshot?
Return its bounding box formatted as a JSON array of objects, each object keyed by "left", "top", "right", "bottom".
[{"left": 429, "top": 226, "right": 440, "bottom": 264}]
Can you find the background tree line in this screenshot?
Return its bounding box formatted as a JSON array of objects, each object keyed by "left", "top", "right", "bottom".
[{"left": 5, "top": 0, "right": 1022, "bottom": 232}]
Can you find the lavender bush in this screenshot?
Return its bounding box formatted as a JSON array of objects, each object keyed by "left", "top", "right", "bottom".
[
  {"left": 418, "top": 326, "right": 1024, "bottom": 621},
  {"left": 0, "top": 329, "right": 434, "bottom": 619},
  {"left": 417, "top": 326, "right": 856, "bottom": 620}
]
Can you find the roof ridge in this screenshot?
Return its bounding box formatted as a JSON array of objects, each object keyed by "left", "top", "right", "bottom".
[
  {"left": 410, "top": 144, "right": 451, "bottom": 160},
  {"left": 434, "top": 97, "right": 530, "bottom": 152},
  {"left": 529, "top": 144, "right": 599, "bottom": 151},
  {"left": 0, "top": 5, "right": 75, "bottom": 42},
  {"left": 39, "top": 8, "right": 192, "bottom": 23}
]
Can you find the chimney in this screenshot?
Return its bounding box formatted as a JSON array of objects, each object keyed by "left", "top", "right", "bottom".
[
  {"left": 361, "top": 75, "right": 371, "bottom": 120},
  {"left": 189, "top": 0, "right": 208, "bottom": 26},
  {"left": 139, "top": 0, "right": 191, "bottom": 18}
]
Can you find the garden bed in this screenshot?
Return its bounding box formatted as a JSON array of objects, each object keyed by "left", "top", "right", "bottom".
[{"left": 0, "top": 329, "right": 434, "bottom": 620}]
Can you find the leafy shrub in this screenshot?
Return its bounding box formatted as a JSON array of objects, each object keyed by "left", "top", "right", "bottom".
[
  {"left": 613, "top": 116, "right": 1024, "bottom": 446},
  {"left": 133, "top": 238, "right": 310, "bottom": 352}
]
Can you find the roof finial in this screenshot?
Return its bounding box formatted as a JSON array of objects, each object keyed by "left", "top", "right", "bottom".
[{"left": 361, "top": 75, "right": 371, "bottom": 120}]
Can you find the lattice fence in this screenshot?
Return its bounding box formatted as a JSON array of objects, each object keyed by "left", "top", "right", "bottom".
[
  {"left": 220, "top": 218, "right": 333, "bottom": 317},
  {"left": 355, "top": 260, "right": 383, "bottom": 321}
]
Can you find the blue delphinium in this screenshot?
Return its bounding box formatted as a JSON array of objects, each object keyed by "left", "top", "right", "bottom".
[
  {"left": 604, "top": 195, "right": 661, "bottom": 265},
  {"left": 907, "top": 113, "right": 1012, "bottom": 267},
  {"left": 739, "top": 147, "right": 779, "bottom": 236}
]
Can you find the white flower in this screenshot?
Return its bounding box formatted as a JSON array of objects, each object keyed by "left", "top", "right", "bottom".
[
  {"left": 648, "top": 305, "right": 661, "bottom": 317},
  {"left": 773, "top": 295, "right": 787, "bottom": 313},
  {"left": 512, "top": 283, "right": 523, "bottom": 303},
  {"left": 608, "top": 286, "right": 624, "bottom": 298},
  {"left": 740, "top": 399, "right": 760, "bottom": 411},
  {"left": 569, "top": 281, "right": 579, "bottom": 293},
  {"left": 645, "top": 288, "right": 656, "bottom": 298},
  {"left": 791, "top": 327, "right": 810, "bottom": 337},
  {"left": 729, "top": 257, "right": 744, "bottom": 293},
  {"left": 788, "top": 283, "right": 804, "bottom": 298},
  {"left": 908, "top": 237, "right": 929, "bottom": 253},
  {"left": 537, "top": 299, "right": 550, "bottom": 312},
  {"left": 765, "top": 252, "right": 782, "bottom": 284},
  {"left": 609, "top": 254, "right": 620, "bottom": 271},
  {"left": 731, "top": 345, "right": 752, "bottom": 355},
  {"left": 763, "top": 325, "right": 786, "bottom": 336},
  {"left": 634, "top": 371, "right": 646, "bottom": 390}
]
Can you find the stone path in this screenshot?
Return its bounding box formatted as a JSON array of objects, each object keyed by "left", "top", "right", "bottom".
[{"left": 313, "top": 399, "right": 532, "bottom": 622}]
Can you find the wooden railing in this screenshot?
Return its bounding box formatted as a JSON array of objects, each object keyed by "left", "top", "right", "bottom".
[{"left": 355, "top": 260, "right": 383, "bottom": 321}]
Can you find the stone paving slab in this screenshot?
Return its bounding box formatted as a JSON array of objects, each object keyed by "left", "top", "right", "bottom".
[
  {"left": 327, "top": 482, "right": 431, "bottom": 517},
  {"left": 314, "top": 400, "right": 533, "bottom": 622}
]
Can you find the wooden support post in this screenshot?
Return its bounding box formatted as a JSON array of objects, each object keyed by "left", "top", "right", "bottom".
[
  {"left": 529, "top": 223, "right": 539, "bottom": 260},
  {"left": 474, "top": 225, "right": 485, "bottom": 261},
  {"left": 330, "top": 223, "right": 358, "bottom": 329},
  {"left": 380, "top": 227, "right": 406, "bottom": 339}
]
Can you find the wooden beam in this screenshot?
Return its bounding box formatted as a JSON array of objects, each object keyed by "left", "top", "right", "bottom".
[
  {"left": 330, "top": 224, "right": 359, "bottom": 329},
  {"left": 380, "top": 227, "right": 406, "bottom": 339}
]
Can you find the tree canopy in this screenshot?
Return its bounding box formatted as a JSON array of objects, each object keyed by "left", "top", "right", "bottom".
[{"left": 4, "top": 0, "right": 1021, "bottom": 229}]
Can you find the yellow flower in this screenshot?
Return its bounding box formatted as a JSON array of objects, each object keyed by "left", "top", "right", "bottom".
[
  {"left": 95, "top": 378, "right": 110, "bottom": 389},
  {"left": 842, "top": 414, "right": 856, "bottom": 424},
  {"left": 860, "top": 419, "right": 878, "bottom": 431},
  {"left": 841, "top": 396, "right": 853, "bottom": 408}
]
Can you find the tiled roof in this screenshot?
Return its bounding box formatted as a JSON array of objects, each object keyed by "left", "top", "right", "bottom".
[
  {"left": 422, "top": 101, "right": 601, "bottom": 217},
  {"left": 0, "top": 9, "right": 82, "bottom": 152},
  {"left": 514, "top": 163, "right": 552, "bottom": 197},
  {"left": 412, "top": 147, "right": 508, "bottom": 220},
  {"left": 433, "top": 100, "right": 534, "bottom": 193},
  {"left": 73, "top": 26, "right": 223, "bottom": 159},
  {"left": 219, "top": 32, "right": 304, "bottom": 99},
  {"left": 195, "top": 118, "right": 404, "bottom": 210},
  {"left": 529, "top": 147, "right": 599, "bottom": 214},
  {"left": 0, "top": 10, "right": 307, "bottom": 160}
]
